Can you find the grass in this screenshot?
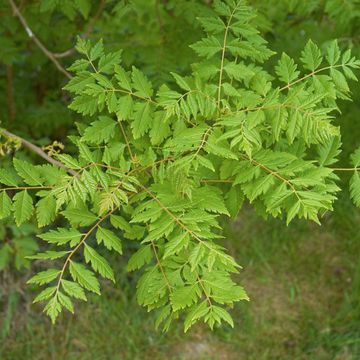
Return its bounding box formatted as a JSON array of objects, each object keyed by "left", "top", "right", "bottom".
[{"left": 1, "top": 197, "right": 360, "bottom": 359}]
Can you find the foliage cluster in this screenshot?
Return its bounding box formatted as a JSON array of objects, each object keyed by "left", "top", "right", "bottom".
[{"left": 2, "top": 0, "right": 360, "bottom": 331}]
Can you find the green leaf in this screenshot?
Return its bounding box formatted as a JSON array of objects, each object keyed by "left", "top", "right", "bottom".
[
  {"left": 13, "top": 158, "right": 43, "bottom": 186},
  {"left": 171, "top": 72, "right": 191, "bottom": 91},
  {"left": 275, "top": 53, "right": 300, "bottom": 84},
  {"left": 318, "top": 137, "right": 341, "bottom": 166},
  {"left": 212, "top": 306, "right": 234, "bottom": 328},
  {"left": 193, "top": 186, "right": 230, "bottom": 215},
  {"left": 58, "top": 292, "right": 74, "bottom": 313},
  {"left": 33, "top": 287, "right": 57, "bottom": 303},
  {"left": 184, "top": 300, "right": 210, "bottom": 332},
  {"left": 44, "top": 296, "right": 62, "bottom": 324},
  {"left": 225, "top": 186, "right": 244, "bottom": 218},
  {"left": 75, "top": 37, "right": 91, "bottom": 56},
  {"left": 13, "top": 190, "right": 34, "bottom": 226},
  {"left": 164, "top": 232, "right": 190, "bottom": 258},
  {"left": 300, "top": 40, "right": 323, "bottom": 71},
  {"left": 61, "top": 279, "right": 87, "bottom": 301},
  {"left": 114, "top": 65, "right": 132, "bottom": 91},
  {"left": 198, "top": 16, "right": 225, "bottom": 34},
  {"left": 56, "top": 154, "right": 81, "bottom": 169},
  {"left": 286, "top": 200, "right": 301, "bottom": 225},
  {"left": 38, "top": 228, "right": 83, "bottom": 246},
  {"left": 189, "top": 244, "right": 205, "bottom": 271},
  {"left": 131, "top": 102, "right": 153, "bottom": 139},
  {"left": 0, "top": 191, "right": 12, "bottom": 219},
  {"left": 190, "top": 36, "right": 222, "bottom": 59},
  {"left": 331, "top": 68, "right": 349, "bottom": 92},
  {"left": 84, "top": 244, "right": 115, "bottom": 282},
  {"left": 96, "top": 227, "right": 123, "bottom": 254},
  {"left": 0, "top": 168, "right": 20, "bottom": 186},
  {"left": 131, "top": 66, "right": 153, "bottom": 98},
  {"left": 82, "top": 116, "right": 117, "bottom": 144},
  {"left": 64, "top": 72, "right": 94, "bottom": 94},
  {"left": 74, "top": 0, "right": 91, "bottom": 18},
  {"left": 89, "top": 39, "right": 104, "bottom": 61},
  {"left": 27, "top": 251, "right": 69, "bottom": 260},
  {"left": 117, "top": 95, "right": 133, "bottom": 120},
  {"left": 98, "top": 50, "right": 122, "bottom": 73},
  {"left": 69, "top": 94, "right": 98, "bottom": 116},
  {"left": 69, "top": 261, "right": 101, "bottom": 294},
  {"left": 27, "top": 269, "right": 61, "bottom": 285},
  {"left": 62, "top": 207, "right": 98, "bottom": 227},
  {"left": 78, "top": 142, "right": 95, "bottom": 163},
  {"left": 127, "top": 245, "right": 153, "bottom": 271},
  {"left": 170, "top": 285, "right": 201, "bottom": 311},
  {"left": 326, "top": 40, "right": 340, "bottom": 66},
  {"left": 36, "top": 194, "right": 57, "bottom": 227},
  {"left": 350, "top": 172, "right": 360, "bottom": 207},
  {"left": 110, "top": 215, "right": 132, "bottom": 232}
]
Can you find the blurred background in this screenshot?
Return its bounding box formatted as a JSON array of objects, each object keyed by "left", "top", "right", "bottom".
[{"left": 1, "top": 0, "right": 360, "bottom": 358}]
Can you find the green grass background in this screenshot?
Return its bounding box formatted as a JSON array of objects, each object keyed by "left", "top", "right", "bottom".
[{"left": 2, "top": 198, "right": 360, "bottom": 359}]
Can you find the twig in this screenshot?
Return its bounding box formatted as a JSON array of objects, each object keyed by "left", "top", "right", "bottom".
[
  {"left": 8, "top": 0, "right": 72, "bottom": 79},
  {"left": 279, "top": 64, "right": 343, "bottom": 91},
  {"left": 53, "top": 0, "right": 106, "bottom": 59},
  {"left": 217, "top": 3, "right": 239, "bottom": 106},
  {"left": 53, "top": 48, "right": 75, "bottom": 59},
  {"left": 1, "top": 129, "right": 78, "bottom": 176},
  {"left": 54, "top": 208, "right": 114, "bottom": 297}
]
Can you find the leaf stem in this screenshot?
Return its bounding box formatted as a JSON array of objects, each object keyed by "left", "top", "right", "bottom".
[{"left": 54, "top": 209, "right": 115, "bottom": 296}]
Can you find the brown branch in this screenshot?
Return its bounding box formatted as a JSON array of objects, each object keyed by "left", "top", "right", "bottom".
[
  {"left": 52, "top": 48, "right": 75, "bottom": 59},
  {"left": 8, "top": 0, "right": 72, "bottom": 79},
  {"left": 1, "top": 129, "right": 78, "bottom": 176},
  {"left": 53, "top": 0, "right": 106, "bottom": 59}
]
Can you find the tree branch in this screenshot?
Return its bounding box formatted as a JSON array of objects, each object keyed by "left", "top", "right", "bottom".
[
  {"left": 8, "top": 0, "right": 72, "bottom": 79},
  {"left": 1, "top": 129, "right": 78, "bottom": 176},
  {"left": 52, "top": 0, "right": 106, "bottom": 59}
]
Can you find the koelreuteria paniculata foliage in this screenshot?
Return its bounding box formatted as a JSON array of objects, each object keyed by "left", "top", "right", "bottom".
[{"left": 2, "top": 0, "right": 360, "bottom": 331}]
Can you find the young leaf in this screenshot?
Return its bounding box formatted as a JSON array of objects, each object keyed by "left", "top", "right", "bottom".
[
  {"left": 300, "top": 40, "right": 323, "bottom": 71},
  {"left": 36, "top": 194, "right": 57, "bottom": 227},
  {"left": 62, "top": 207, "right": 98, "bottom": 227},
  {"left": 0, "top": 169, "right": 20, "bottom": 186},
  {"left": 27, "top": 251, "right": 69, "bottom": 260},
  {"left": 0, "top": 191, "right": 12, "bottom": 219},
  {"left": 61, "top": 279, "right": 87, "bottom": 301},
  {"left": 27, "top": 269, "right": 61, "bottom": 285},
  {"left": 13, "top": 158, "right": 43, "bottom": 186},
  {"left": 38, "top": 228, "right": 83, "bottom": 246},
  {"left": 13, "top": 190, "right": 34, "bottom": 226},
  {"left": 33, "top": 287, "right": 57, "bottom": 303},
  {"left": 69, "top": 261, "right": 101, "bottom": 295},
  {"left": 82, "top": 116, "right": 117, "bottom": 144},
  {"left": 58, "top": 292, "right": 74, "bottom": 313},
  {"left": 126, "top": 245, "right": 153, "bottom": 271},
  {"left": 131, "top": 66, "right": 153, "bottom": 98},
  {"left": 84, "top": 244, "right": 115, "bottom": 282},
  {"left": 275, "top": 53, "right": 300, "bottom": 84},
  {"left": 96, "top": 227, "right": 123, "bottom": 254},
  {"left": 44, "top": 296, "right": 62, "bottom": 324}
]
